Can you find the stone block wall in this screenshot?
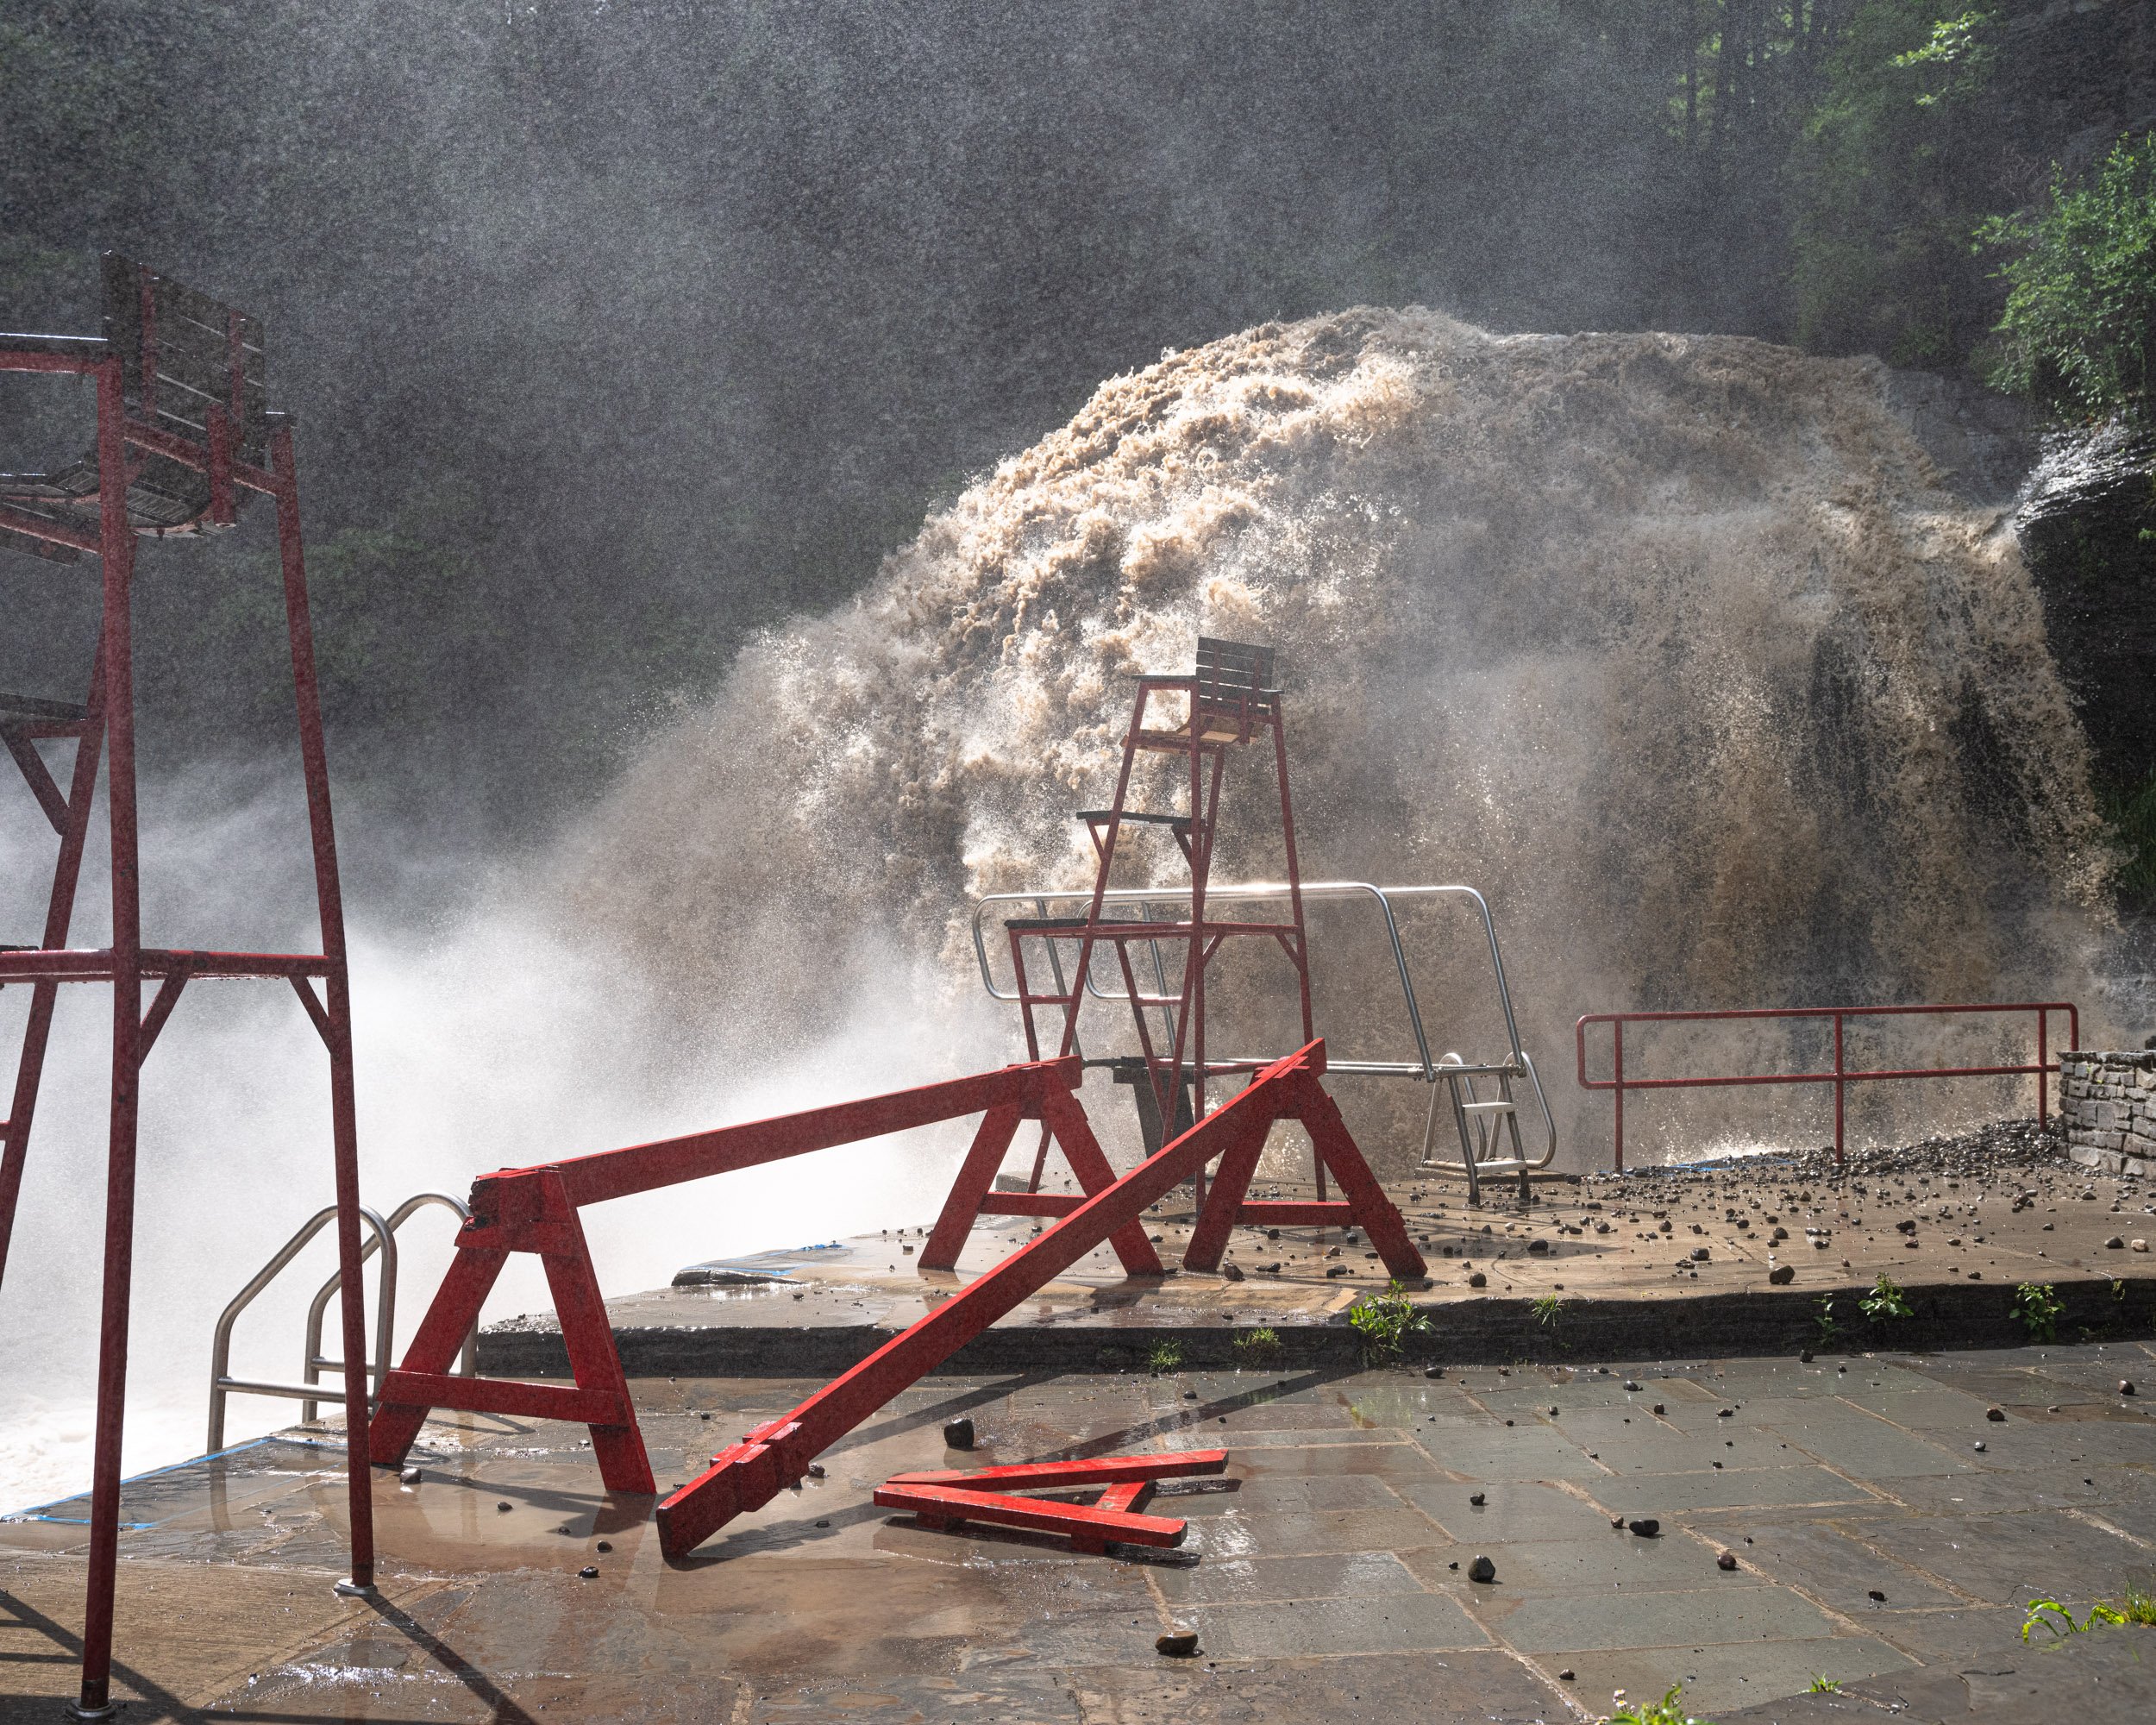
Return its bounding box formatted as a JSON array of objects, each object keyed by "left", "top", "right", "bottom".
[{"left": 2060, "top": 1049, "right": 2156, "bottom": 1175}]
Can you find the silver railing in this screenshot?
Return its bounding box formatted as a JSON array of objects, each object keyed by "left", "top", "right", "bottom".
[
  {"left": 208, "top": 1192, "right": 475, "bottom": 1451},
  {"left": 969, "top": 880, "right": 1557, "bottom": 1185}
]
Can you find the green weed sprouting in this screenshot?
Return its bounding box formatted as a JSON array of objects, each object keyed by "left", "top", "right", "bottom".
[
  {"left": 2012, "top": 1281, "right": 2064, "bottom": 1343},
  {"left": 1346, "top": 1280, "right": 1432, "bottom": 1362},
  {"left": 1808, "top": 1675, "right": 1842, "bottom": 1693},
  {"left": 1813, "top": 1295, "right": 1842, "bottom": 1346},
  {"left": 2021, "top": 1582, "right": 2156, "bottom": 1640},
  {"left": 1610, "top": 1683, "right": 1715, "bottom": 1724},
  {"left": 2023, "top": 1598, "right": 2128, "bottom": 1640},
  {"left": 1860, "top": 1274, "right": 1912, "bottom": 1324},
  {"left": 1531, "top": 1293, "right": 1565, "bottom": 1327},
  {"left": 1232, "top": 1327, "right": 1282, "bottom": 1360},
  {"left": 1145, "top": 1339, "right": 1184, "bottom": 1375}
]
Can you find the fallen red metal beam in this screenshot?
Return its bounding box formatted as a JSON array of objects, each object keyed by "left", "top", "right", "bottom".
[{"left": 655, "top": 1039, "right": 1422, "bottom": 1560}]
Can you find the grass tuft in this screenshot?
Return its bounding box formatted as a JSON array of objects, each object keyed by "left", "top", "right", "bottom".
[
  {"left": 2013, "top": 1281, "right": 2065, "bottom": 1342},
  {"left": 1346, "top": 1280, "right": 1432, "bottom": 1362}
]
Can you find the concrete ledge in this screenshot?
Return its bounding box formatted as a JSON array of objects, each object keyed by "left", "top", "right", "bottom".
[{"left": 476, "top": 1274, "right": 2156, "bottom": 1377}]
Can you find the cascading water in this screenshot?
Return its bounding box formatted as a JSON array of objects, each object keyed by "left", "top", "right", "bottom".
[{"left": 558, "top": 307, "right": 2118, "bottom": 1168}]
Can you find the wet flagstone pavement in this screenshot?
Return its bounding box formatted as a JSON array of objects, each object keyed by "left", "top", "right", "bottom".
[{"left": 4, "top": 1340, "right": 2154, "bottom": 1722}]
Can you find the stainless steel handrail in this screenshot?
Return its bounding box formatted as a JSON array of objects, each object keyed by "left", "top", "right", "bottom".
[
  {"left": 301, "top": 1192, "right": 474, "bottom": 1422},
  {"left": 207, "top": 1193, "right": 473, "bottom": 1452},
  {"left": 970, "top": 879, "right": 1556, "bottom": 1187}
]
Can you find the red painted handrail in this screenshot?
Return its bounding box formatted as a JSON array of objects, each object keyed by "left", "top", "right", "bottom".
[{"left": 1575, "top": 1001, "right": 2078, "bottom": 1170}]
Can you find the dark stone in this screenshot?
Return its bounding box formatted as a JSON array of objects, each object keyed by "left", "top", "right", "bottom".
[
  {"left": 943, "top": 1417, "right": 975, "bottom": 1450},
  {"left": 1156, "top": 1628, "right": 1199, "bottom": 1657},
  {"left": 1986, "top": 1406, "right": 2006, "bottom": 1421},
  {"left": 1769, "top": 1264, "right": 1796, "bottom": 1285},
  {"left": 1718, "top": 1551, "right": 1739, "bottom": 1571},
  {"left": 1470, "top": 1491, "right": 1487, "bottom": 1506},
  {"left": 1468, "top": 1554, "right": 1496, "bottom": 1583},
  {"left": 398, "top": 1466, "right": 422, "bottom": 1484},
  {"left": 1628, "top": 1518, "right": 1661, "bottom": 1537},
  {"left": 577, "top": 1565, "right": 599, "bottom": 1578}
]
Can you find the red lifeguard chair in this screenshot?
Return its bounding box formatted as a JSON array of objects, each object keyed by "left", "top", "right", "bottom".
[{"left": 0, "top": 255, "right": 374, "bottom": 1718}]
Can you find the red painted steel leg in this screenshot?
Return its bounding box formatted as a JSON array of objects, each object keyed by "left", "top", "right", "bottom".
[
  {"left": 1294, "top": 1076, "right": 1426, "bottom": 1281},
  {"left": 369, "top": 1245, "right": 510, "bottom": 1467},
  {"left": 1181, "top": 1122, "right": 1266, "bottom": 1272},
  {"left": 536, "top": 1175, "right": 655, "bottom": 1495},
  {"left": 1036, "top": 1086, "right": 1164, "bottom": 1276},
  {"left": 655, "top": 1047, "right": 1317, "bottom": 1561},
  {"left": 271, "top": 425, "right": 376, "bottom": 1590},
  {"left": 78, "top": 355, "right": 140, "bottom": 1719},
  {"left": 920, "top": 1102, "right": 1023, "bottom": 1270},
  {"left": 0, "top": 660, "right": 103, "bottom": 1286}
]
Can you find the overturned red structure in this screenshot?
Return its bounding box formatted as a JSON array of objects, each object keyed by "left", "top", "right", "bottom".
[
  {"left": 0, "top": 258, "right": 373, "bottom": 1716},
  {"left": 876, "top": 1449, "right": 1229, "bottom": 1552},
  {"left": 370, "top": 1036, "right": 1420, "bottom": 1561}
]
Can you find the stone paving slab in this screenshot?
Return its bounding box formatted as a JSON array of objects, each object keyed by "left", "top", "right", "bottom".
[{"left": 3, "top": 1339, "right": 2153, "bottom": 1722}]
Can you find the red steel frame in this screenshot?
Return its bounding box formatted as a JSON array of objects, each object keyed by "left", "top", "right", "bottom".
[
  {"left": 1003, "top": 644, "right": 1319, "bottom": 1220},
  {"left": 367, "top": 1057, "right": 1144, "bottom": 1490},
  {"left": 875, "top": 1449, "right": 1229, "bottom": 1552},
  {"left": 0, "top": 279, "right": 373, "bottom": 1718},
  {"left": 661, "top": 1038, "right": 1421, "bottom": 1561},
  {"left": 1576, "top": 1001, "right": 2079, "bottom": 1170}
]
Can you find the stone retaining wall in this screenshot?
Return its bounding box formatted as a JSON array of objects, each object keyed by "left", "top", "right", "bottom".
[{"left": 2061, "top": 1049, "right": 2156, "bottom": 1175}]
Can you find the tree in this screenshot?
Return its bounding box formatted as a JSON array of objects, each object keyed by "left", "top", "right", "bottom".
[
  {"left": 1789, "top": 2, "right": 1999, "bottom": 364},
  {"left": 1981, "top": 132, "right": 2156, "bottom": 423}
]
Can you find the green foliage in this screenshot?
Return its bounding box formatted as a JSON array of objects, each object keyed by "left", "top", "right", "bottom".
[
  {"left": 1860, "top": 1274, "right": 1912, "bottom": 1323},
  {"left": 1530, "top": 1293, "right": 1565, "bottom": 1327},
  {"left": 1612, "top": 1683, "right": 1716, "bottom": 1724},
  {"left": 1791, "top": 2, "right": 2000, "bottom": 364},
  {"left": 1346, "top": 1281, "right": 1432, "bottom": 1362},
  {"left": 1232, "top": 1327, "right": 1282, "bottom": 1360},
  {"left": 2022, "top": 1597, "right": 2130, "bottom": 1641},
  {"left": 1814, "top": 1295, "right": 1842, "bottom": 1345},
  {"left": 1145, "top": 1339, "right": 1183, "bottom": 1375},
  {"left": 1808, "top": 1674, "right": 1843, "bottom": 1692},
  {"left": 2012, "top": 1282, "right": 2065, "bottom": 1343},
  {"left": 1982, "top": 134, "right": 2156, "bottom": 422}
]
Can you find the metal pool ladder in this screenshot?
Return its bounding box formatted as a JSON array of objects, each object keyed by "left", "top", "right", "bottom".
[{"left": 208, "top": 1192, "right": 477, "bottom": 1451}]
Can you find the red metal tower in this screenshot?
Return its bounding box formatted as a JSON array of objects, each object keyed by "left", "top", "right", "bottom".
[
  {"left": 1004, "top": 638, "right": 1315, "bottom": 1196},
  {"left": 0, "top": 255, "right": 373, "bottom": 1718}
]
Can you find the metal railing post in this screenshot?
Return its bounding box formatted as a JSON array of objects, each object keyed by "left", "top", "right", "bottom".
[
  {"left": 1612, "top": 1019, "right": 1625, "bottom": 1173},
  {"left": 2036, "top": 1007, "right": 2048, "bottom": 1129},
  {"left": 1833, "top": 1013, "right": 1846, "bottom": 1165}
]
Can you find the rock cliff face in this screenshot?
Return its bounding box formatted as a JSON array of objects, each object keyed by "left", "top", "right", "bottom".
[{"left": 2016, "top": 421, "right": 2156, "bottom": 787}]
